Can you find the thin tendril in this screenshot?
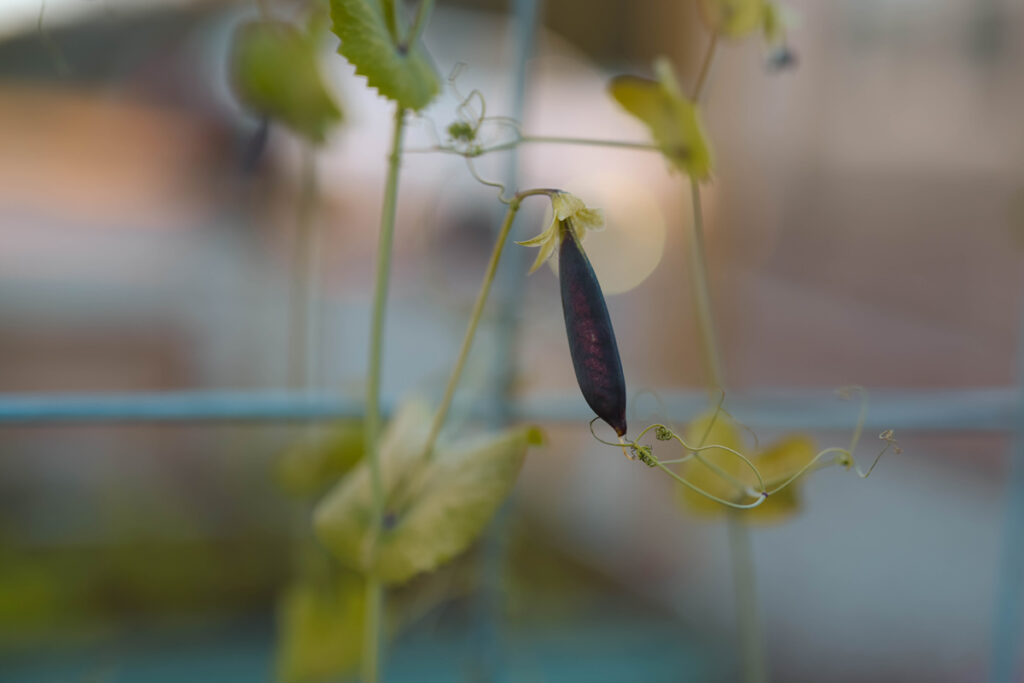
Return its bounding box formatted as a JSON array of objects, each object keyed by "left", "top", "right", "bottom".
[
  {"left": 591, "top": 386, "right": 897, "bottom": 509},
  {"left": 464, "top": 157, "right": 512, "bottom": 204},
  {"left": 654, "top": 460, "right": 767, "bottom": 510}
]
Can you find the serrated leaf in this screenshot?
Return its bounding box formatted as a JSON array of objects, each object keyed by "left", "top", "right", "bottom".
[
  {"left": 231, "top": 19, "right": 343, "bottom": 144},
  {"left": 275, "top": 572, "right": 364, "bottom": 683},
  {"left": 314, "top": 401, "right": 534, "bottom": 584},
  {"left": 608, "top": 58, "right": 713, "bottom": 180},
  {"left": 677, "top": 411, "right": 816, "bottom": 524},
  {"left": 276, "top": 422, "right": 364, "bottom": 498},
  {"left": 698, "top": 0, "right": 767, "bottom": 39},
  {"left": 330, "top": 0, "right": 440, "bottom": 111}
]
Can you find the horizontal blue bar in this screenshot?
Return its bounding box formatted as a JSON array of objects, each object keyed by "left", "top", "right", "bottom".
[{"left": 0, "top": 388, "right": 1016, "bottom": 432}]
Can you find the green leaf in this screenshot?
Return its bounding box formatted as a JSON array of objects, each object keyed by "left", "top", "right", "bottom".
[
  {"left": 314, "top": 401, "right": 535, "bottom": 584},
  {"left": 608, "top": 58, "right": 713, "bottom": 180},
  {"left": 231, "top": 19, "right": 343, "bottom": 144},
  {"left": 276, "top": 572, "right": 365, "bottom": 683},
  {"left": 276, "top": 422, "right": 364, "bottom": 498},
  {"left": 330, "top": 0, "right": 440, "bottom": 111}
]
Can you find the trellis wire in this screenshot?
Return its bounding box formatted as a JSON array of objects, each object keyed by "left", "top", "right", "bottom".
[{"left": 0, "top": 388, "right": 1016, "bottom": 432}]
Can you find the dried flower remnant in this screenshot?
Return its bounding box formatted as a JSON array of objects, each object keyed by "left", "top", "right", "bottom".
[{"left": 516, "top": 191, "right": 605, "bottom": 274}]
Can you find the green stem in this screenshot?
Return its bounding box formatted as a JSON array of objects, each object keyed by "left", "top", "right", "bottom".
[
  {"left": 421, "top": 199, "right": 522, "bottom": 458},
  {"left": 687, "top": 177, "right": 725, "bottom": 392},
  {"left": 409, "top": 137, "right": 660, "bottom": 157},
  {"left": 518, "top": 135, "right": 659, "bottom": 151},
  {"left": 382, "top": 0, "right": 400, "bottom": 44},
  {"left": 420, "top": 187, "right": 551, "bottom": 458},
  {"left": 403, "top": 0, "right": 434, "bottom": 49},
  {"left": 685, "top": 34, "right": 767, "bottom": 682},
  {"left": 362, "top": 106, "right": 407, "bottom": 683},
  {"left": 728, "top": 514, "right": 768, "bottom": 683}
]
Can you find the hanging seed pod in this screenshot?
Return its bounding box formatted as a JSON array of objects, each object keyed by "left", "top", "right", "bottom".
[{"left": 558, "top": 220, "right": 628, "bottom": 436}]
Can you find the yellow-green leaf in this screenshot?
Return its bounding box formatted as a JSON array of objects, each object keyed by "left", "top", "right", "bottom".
[
  {"left": 698, "top": 0, "right": 767, "bottom": 39},
  {"left": 276, "top": 423, "right": 364, "bottom": 498},
  {"left": 311, "top": 400, "right": 433, "bottom": 576},
  {"left": 373, "top": 427, "right": 531, "bottom": 584},
  {"left": 608, "top": 58, "right": 713, "bottom": 180},
  {"left": 231, "top": 19, "right": 343, "bottom": 144},
  {"left": 676, "top": 411, "right": 816, "bottom": 524},
  {"left": 314, "top": 400, "right": 535, "bottom": 584},
  {"left": 276, "top": 572, "right": 364, "bottom": 683},
  {"left": 330, "top": 0, "right": 440, "bottom": 111}
]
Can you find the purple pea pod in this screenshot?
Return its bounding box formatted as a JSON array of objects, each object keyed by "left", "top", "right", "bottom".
[{"left": 558, "top": 220, "right": 628, "bottom": 437}]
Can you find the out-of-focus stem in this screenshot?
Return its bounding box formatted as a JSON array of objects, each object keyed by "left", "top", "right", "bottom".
[
  {"left": 691, "top": 31, "right": 719, "bottom": 102},
  {"left": 686, "top": 33, "right": 767, "bottom": 682},
  {"left": 687, "top": 177, "right": 725, "bottom": 393},
  {"left": 421, "top": 199, "right": 523, "bottom": 459},
  {"left": 361, "top": 105, "right": 407, "bottom": 683},
  {"left": 728, "top": 514, "right": 768, "bottom": 683}
]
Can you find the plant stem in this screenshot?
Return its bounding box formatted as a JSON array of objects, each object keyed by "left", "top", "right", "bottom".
[
  {"left": 691, "top": 31, "right": 719, "bottom": 102},
  {"left": 687, "top": 177, "right": 725, "bottom": 392},
  {"left": 480, "top": 136, "right": 659, "bottom": 156},
  {"left": 728, "top": 514, "right": 768, "bottom": 683},
  {"left": 519, "top": 135, "right": 659, "bottom": 150},
  {"left": 421, "top": 199, "right": 523, "bottom": 458},
  {"left": 362, "top": 106, "right": 407, "bottom": 683},
  {"left": 403, "top": 0, "right": 434, "bottom": 49},
  {"left": 685, "top": 34, "right": 767, "bottom": 681}
]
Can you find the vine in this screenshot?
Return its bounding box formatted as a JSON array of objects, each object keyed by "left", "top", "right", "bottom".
[{"left": 232, "top": 1, "right": 903, "bottom": 682}]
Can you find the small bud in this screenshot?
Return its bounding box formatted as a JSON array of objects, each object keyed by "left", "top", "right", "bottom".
[
  {"left": 655, "top": 426, "right": 673, "bottom": 441},
  {"left": 447, "top": 121, "right": 475, "bottom": 142},
  {"left": 632, "top": 445, "right": 656, "bottom": 467}
]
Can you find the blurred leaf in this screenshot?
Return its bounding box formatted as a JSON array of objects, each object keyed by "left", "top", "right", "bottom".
[
  {"left": 330, "top": 0, "right": 440, "bottom": 111},
  {"left": 231, "top": 18, "right": 342, "bottom": 144},
  {"left": 277, "top": 423, "right": 365, "bottom": 498},
  {"left": 311, "top": 400, "right": 434, "bottom": 578},
  {"left": 374, "top": 427, "right": 533, "bottom": 584},
  {"left": 276, "top": 572, "right": 365, "bottom": 683},
  {"left": 314, "top": 401, "right": 536, "bottom": 584},
  {"left": 762, "top": 3, "right": 785, "bottom": 44},
  {"left": 698, "top": 0, "right": 767, "bottom": 39},
  {"left": 608, "top": 58, "right": 713, "bottom": 180},
  {"left": 677, "top": 411, "right": 816, "bottom": 524}
]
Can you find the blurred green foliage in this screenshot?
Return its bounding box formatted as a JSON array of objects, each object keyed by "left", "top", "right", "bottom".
[
  {"left": 231, "top": 17, "right": 343, "bottom": 144},
  {"left": 276, "top": 422, "right": 365, "bottom": 499},
  {"left": 314, "top": 402, "right": 538, "bottom": 585}
]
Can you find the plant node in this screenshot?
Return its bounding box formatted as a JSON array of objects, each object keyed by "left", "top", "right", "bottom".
[{"left": 632, "top": 445, "right": 657, "bottom": 467}]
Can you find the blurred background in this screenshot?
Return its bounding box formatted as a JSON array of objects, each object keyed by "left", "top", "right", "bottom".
[{"left": 1, "top": 0, "right": 1024, "bottom": 681}]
